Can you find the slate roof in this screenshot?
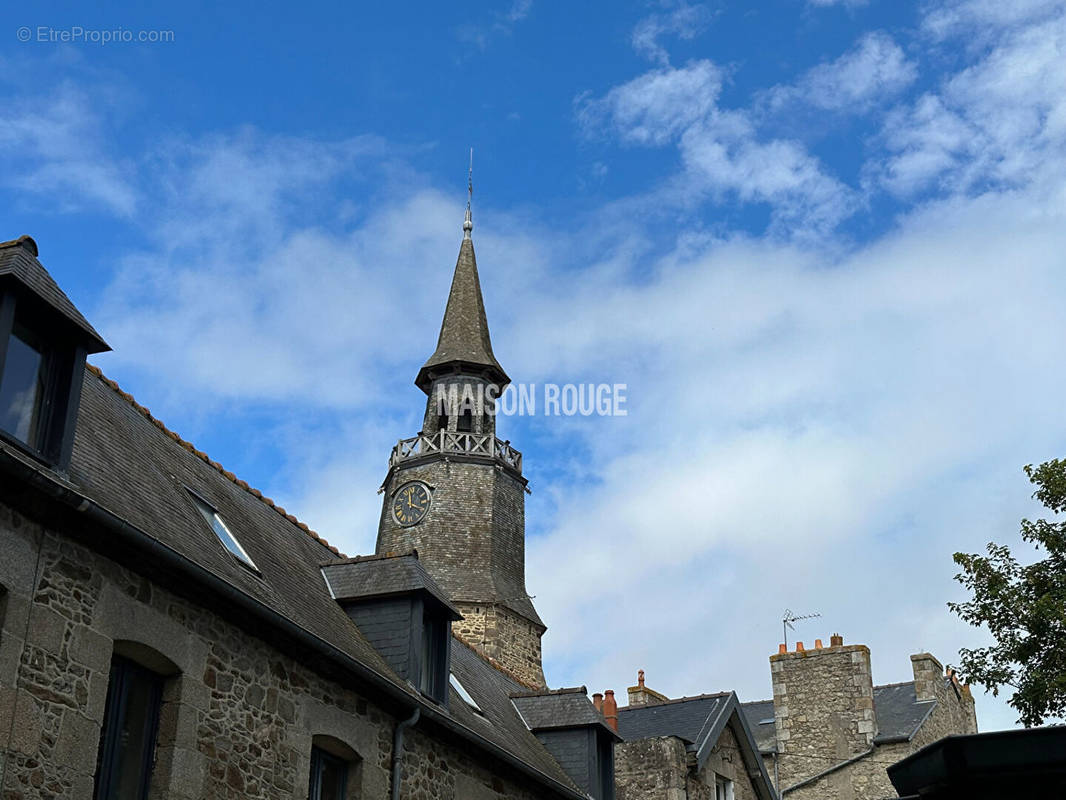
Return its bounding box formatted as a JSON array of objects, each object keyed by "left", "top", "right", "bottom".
[
  {"left": 0, "top": 236, "right": 108, "bottom": 351},
  {"left": 739, "top": 700, "right": 777, "bottom": 754},
  {"left": 872, "top": 682, "right": 936, "bottom": 744},
  {"left": 321, "top": 553, "right": 461, "bottom": 618},
  {"left": 617, "top": 693, "right": 732, "bottom": 745},
  {"left": 0, "top": 359, "right": 582, "bottom": 799},
  {"left": 740, "top": 682, "right": 938, "bottom": 754},
  {"left": 511, "top": 687, "right": 620, "bottom": 738},
  {"left": 617, "top": 693, "right": 777, "bottom": 800},
  {"left": 449, "top": 638, "right": 581, "bottom": 791},
  {"left": 415, "top": 235, "right": 509, "bottom": 391}
]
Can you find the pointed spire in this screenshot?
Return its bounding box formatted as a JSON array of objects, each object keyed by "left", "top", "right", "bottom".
[
  {"left": 464, "top": 148, "right": 473, "bottom": 240},
  {"left": 415, "top": 157, "right": 509, "bottom": 394}
]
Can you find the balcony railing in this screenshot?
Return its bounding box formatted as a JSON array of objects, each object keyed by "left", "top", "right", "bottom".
[{"left": 389, "top": 430, "right": 522, "bottom": 473}]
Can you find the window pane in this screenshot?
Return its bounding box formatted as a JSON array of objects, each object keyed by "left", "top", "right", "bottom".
[
  {"left": 0, "top": 330, "right": 45, "bottom": 445},
  {"left": 95, "top": 658, "right": 163, "bottom": 800},
  {"left": 310, "top": 747, "right": 348, "bottom": 800}
]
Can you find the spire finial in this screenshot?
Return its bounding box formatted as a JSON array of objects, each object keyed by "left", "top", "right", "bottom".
[{"left": 463, "top": 147, "right": 473, "bottom": 240}]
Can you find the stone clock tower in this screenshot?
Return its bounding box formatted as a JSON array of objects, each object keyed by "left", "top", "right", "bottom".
[{"left": 375, "top": 203, "right": 546, "bottom": 687}]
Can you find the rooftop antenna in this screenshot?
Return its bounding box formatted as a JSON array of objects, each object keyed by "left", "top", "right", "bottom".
[
  {"left": 463, "top": 147, "right": 474, "bottom": 239},
  {"left": 782, "top": 608, "right": 821, "bottom": 650}
]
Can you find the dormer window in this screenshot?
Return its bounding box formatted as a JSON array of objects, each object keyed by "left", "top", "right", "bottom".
[
  {"left": 419, "top": 609, "right": 449, "bottom": 703},
  {"left": 188, "top": 491, "right": 258, "bottom": 572},
  {"left": 0, "top": 235, "right": 110, "bottom": 467},
  {"left": 0, "top": 323, "right": 49, "bottom": 448}
]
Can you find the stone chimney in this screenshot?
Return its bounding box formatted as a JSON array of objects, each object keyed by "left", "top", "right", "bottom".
[
  {"left": 602, "top": 690, "right": 619, "bottom": 732},
  {"left": 770, "top": 634, "right": 877, "bottom": 788},
  {"left": 911, "top": 653, "right": 943, "bottom": 702},
  {"left": 592, "top": 692, "right": 603, "bottom": 712},
  {"left": 627, "top": 669, "right": 668, "bottom": 707}
]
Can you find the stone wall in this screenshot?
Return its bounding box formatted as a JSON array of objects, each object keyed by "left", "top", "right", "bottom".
[
  {"left": 615, "top": 737, "right": 688, "bottom": 800},
  {"left": 375, "top": 455, "right": 544, "bottom": 689},
  {"left": 771, "top": 642, "right": 876, "bottom": 788},
  {"left": 615, "top": 724, "right": 763, "bottom": 800},
  {"left": 453, "top": 603, "right": 545, "bottom": 688},
  {"left": 0, "top": 499, "right": 560, "bottom": 800}
]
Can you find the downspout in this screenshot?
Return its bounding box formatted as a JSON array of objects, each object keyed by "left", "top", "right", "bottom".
[
  {"left": 391, "top": 707, "right": 420, "bottom": 800},
  {"left": 773, "top": 752, "right": 780, "bottom": 800}
]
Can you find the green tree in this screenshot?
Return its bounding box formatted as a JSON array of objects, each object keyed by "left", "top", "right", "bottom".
[{"left": 949, "top": 458, "right": 1066, "bottom": 727}]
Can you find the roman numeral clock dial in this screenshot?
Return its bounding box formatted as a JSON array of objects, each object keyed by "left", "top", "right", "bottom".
[{"left": 392, "top": 481, "right": 431, "bottom": 526}]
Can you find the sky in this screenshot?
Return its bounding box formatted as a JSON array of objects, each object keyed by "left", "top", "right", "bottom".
[{"left": 4, "top": 0, "right": 1066, "bottom": 734}]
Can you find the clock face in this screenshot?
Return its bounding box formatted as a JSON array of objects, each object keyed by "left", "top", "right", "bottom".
[{"left": 392, "top": 482, "right": 431, "bottom": 526}]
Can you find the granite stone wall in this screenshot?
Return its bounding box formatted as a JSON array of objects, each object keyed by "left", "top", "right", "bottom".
[
  {"left": 453, "top": 603, "right": 545, "bottom": 688},
  {"left": 0, "top": 499, "right": 559, "bottom": 800}
]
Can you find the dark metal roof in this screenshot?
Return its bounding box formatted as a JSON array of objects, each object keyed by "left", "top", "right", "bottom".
[
  {"left": 0, "top": 236, "right": 109, "bottom": 352},
  {"left": 415, "top": 236, "right": 508, "bottom": 392},
  {"left": 511, "top": 688, "right": 620, "bottom": 739},
  {"left": 0, "top": 364, "right": 580, "bottom": 799},
  {"left": 741, "top": 681, "right": 939, "bottom": 755},
  {"left": 321, "top": 553, "right": 461, "bottom": 619}
]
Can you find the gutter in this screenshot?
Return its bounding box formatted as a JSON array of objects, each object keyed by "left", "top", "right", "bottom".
[
  {"left": 392, "top": 707, "right": 420, "bottom": 800},
  {"left": 0, "top": 448, "right": 585, "bottom": 800}
]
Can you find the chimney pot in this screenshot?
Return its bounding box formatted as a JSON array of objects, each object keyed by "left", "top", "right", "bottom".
[
  {"left": 638, "top": 669, "right": 645, "bottom": 688},
  {"left": 796, "top": 641, "right": 805, "bottom": 652},
  {"left": 593, "top": 693, "right": 603, "bottom": 712},
  {"left": 778, "top": 644, "right": 787, "bottom": 654},
  {"left": 603, "top": 690, "right": 619, "bottom": 732},
  {"left": 830, "top": 633, "right": 844, "bottom": 647},
  {"left": 815, "top": 638, "right": 824, "bottom": 649}
]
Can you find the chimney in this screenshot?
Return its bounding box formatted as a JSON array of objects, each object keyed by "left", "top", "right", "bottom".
[
  {"left": 627, "top": 669, "right": 668, "bottom": 707},
  {"left": 603, "top": 690, "right": 618, "bottom": 732},
  {"left": 770, "top": 635, "right": 877, "bottom": 788},
  {"left": 830, "top": 633, "right": 843, "bottom": 647},
  {"left": 911, "top": 653, "right": 944, "bottom": 702},
  {"left": 592, "top": 692, "right": 603, "bottom": 712}
]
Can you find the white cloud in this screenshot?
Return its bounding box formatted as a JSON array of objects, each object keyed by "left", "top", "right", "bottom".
[
  {"left": 875, "top": 3, "right": 1066, "bottom": 196},
  {"left": 455, "top": 0, "right": 534, "bottom": 49},
  {"left": 0, "top": 81, "right": 137, "bottom": 216},
  {"left": 579, "top": 62, "right": 852, "bottom": 233},
  {"left": 632, "top": 1, "right": 713, "bottom": 66},
  {"left": 762, "top": 32, "right": 918, "bottom": 113}
]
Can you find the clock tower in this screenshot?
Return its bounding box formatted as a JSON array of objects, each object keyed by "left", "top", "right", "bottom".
[{"left": 375, "top": 202, "right": 546, "bottom": 687}]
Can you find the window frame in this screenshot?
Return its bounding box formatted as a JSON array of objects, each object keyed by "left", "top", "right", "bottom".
[
  {"left": 0, "top": 288, "right": 87, "bottom": 468},
  {"left": 714, "top": 775, "right": 735, "bottom": 800},
  {"left": 185, "top": 487, "right": 260, "bottom": 574},
  {"left": 308, "top": 745, "right": 349, "bottom": 800},
  {"left": 94, "top": 655, "right": 165, "bottom": 800},
  {"left": 416, "top": 602, "right": 450, "bottom": 704}
]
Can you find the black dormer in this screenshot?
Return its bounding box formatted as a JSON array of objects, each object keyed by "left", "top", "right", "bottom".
[
  {"left": 0, "top": 236, "right": 109, "bottom": 468},
  {"left": 511, "top": 688, "right": 621, "bottom": 800},
  {"left": 321, "top": 552, "right": 461, "bottom": 705}
]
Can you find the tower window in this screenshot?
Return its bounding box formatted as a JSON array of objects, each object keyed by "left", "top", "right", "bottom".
[
  {"left": 457, "top": 409, "right": 473, "bottom": 432},
  {"left": 93, "top": 656, "right": 164, "bottom": 800},
  {"left": 0, "top": 323, "right": 49, "bottom": 449},
  {"left": 188, "top": 491, "right": 258, "bottom": 572}
]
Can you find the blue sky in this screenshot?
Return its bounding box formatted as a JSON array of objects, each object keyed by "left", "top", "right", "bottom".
[{"left": 5, "top": 0, "right": 1066, "bottom": 733}]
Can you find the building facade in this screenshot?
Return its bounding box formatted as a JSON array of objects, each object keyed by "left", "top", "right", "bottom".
[
  {"left": 0, "top": 220, "right": 611, "bottom": 800},
  {"left": 741, "top": 636, "right": 978, "bottom": 800}
]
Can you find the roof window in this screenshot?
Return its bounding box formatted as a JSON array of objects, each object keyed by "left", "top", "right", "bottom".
[
  {"left": 188, "top": 491, "right": 258, "bottom": 571},
  {"left": 450, "top": 673, "right": 485, "bottom": 717}
]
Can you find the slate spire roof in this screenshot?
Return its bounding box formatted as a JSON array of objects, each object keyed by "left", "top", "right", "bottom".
[{"left": 415, "top": 212, "right": 509, "bottom": 392}]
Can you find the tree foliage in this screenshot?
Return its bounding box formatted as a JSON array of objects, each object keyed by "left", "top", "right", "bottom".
[{"left": 949, "top": 458, "right": 1066, "bottom": 727}]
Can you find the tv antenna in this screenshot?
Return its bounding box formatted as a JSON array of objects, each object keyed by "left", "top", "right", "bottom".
[{"left": 782, "top": 608, "right": 821, "bottom": 650}]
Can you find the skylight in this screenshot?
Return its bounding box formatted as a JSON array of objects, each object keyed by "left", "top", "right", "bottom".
[
  {"left": 450, "top": 673, "right": 485, "bottom": 717},
  {"left": 189, "top": 491, "right": 258, "bottom": 571}
]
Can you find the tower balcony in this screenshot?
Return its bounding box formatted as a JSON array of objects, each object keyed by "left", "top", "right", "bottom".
[{"left": 389, "top": 430, "right": 522, "bottom": 474}]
